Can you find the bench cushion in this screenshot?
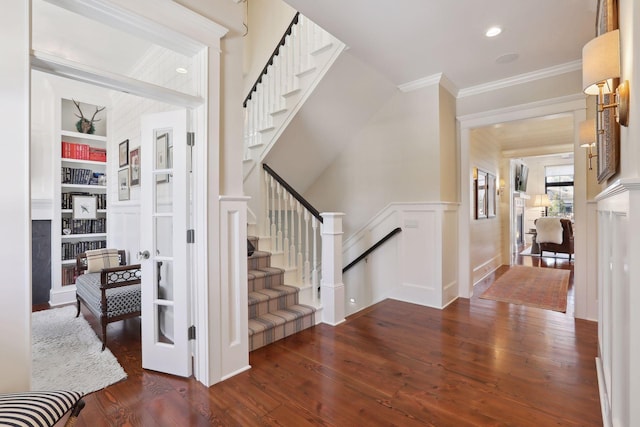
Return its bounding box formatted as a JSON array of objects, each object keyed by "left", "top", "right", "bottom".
[
  {"left": 0, "top": 390, "right": 82, "bottom": 427},
  {"left": 76, "top": 273, "right": 141, "bottom": 318}
]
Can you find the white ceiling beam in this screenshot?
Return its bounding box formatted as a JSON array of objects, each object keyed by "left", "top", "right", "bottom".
[{"left": 31, "top": 50, "right": 204, "bottom": 108}]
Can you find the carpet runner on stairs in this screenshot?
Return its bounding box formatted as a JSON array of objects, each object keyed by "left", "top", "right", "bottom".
[{"left": 248, "top": 236, "right": 316, "bottom": 351}]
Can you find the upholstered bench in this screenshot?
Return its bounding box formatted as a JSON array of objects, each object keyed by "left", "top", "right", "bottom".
[
  {"left": 0, "top": 390, "right": 84, "bottom": 427},
  {"left": 75, "top": 249, "right": 141, "bottom": 351}
]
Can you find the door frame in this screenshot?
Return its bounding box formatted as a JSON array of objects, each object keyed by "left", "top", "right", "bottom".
[
  {"left": 457, "top": 94, "right": 596, "bottom": 320},
  {"left": 30, "top": 0, "right": 228, "bottom": 385}
]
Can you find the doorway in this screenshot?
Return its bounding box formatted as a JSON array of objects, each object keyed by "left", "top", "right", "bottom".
[{"left": 30, "top": 0, "right": 211, "bottom": 380}]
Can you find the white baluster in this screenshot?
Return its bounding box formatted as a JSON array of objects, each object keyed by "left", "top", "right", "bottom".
[
  {"left": 289, "top": 195, "right": 296, "bottom": 269},
  {"left": 277, "top": 183, "right": 283, "bottom": 252},
  {"left": 297, "top": 202, "right": 303, "bottom": 284},
  {"left": 263, "top": 170, "right": 270, "bottom": 237},
  {"left": 269, "top": 176, "right": 276, "bottom": 250},
  {"left": 283, "top": 192, "right": 290, "bottom": 267},
  {"left": 311, "top": 216, "right": 319, "bottom": 302},
  {"left": 304, "top": 210, "right": 311, "bottom": 285}
]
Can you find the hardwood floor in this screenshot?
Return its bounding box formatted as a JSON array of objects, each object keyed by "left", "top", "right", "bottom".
[{"left": 47, "top": 251, "right": 601, "bottom": 426}]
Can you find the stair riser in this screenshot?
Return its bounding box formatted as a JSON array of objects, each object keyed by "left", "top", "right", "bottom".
[
  {"left": 248, "top": 254, "right": 271, "bottom": 270},
  {"left": 249, "top": 293, "right": 298, "bottom": 319},
  {"left": 249, "top": 312, "right": 315, "bottom": 352},
  {"left": 248, "top": 270, "right": 284, "bottom": 292}
]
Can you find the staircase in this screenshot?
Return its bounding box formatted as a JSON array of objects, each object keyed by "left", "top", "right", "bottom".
[{"left": 247, "top": 236, "right": 316, "bottom": 351}]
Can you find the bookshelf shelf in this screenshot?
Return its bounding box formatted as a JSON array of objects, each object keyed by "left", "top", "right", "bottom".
[
  {"left": 54, "top": 98, "right": 109, "bottom": 288},
  {"left": 61, "top": 233, "right": 107, "bottom": 240}
]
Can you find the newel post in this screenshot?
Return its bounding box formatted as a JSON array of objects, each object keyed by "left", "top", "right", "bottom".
[{"left": 320, "top": 212, "right": 345, "bottom": 326}]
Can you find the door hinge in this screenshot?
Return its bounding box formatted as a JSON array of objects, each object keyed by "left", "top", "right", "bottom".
[
  {"left": 187, "top": 229, "right": 195, "bottom": 243},
  {"left": 188, "top": 325, "right": 196, "bottom": 340},
  {"left": 187, "top": 132, "right": 195, "bottom": 146}
]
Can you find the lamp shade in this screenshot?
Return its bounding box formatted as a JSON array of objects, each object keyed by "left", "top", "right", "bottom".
[
  {"left": 582, "top": 29, "right": 620, "bottom": 95},
  {"left": 579, "top": 118, "right": 596, "bottom": 147},
  {"left": 531, "top": 194, "right": 551, "bottom": 208}
]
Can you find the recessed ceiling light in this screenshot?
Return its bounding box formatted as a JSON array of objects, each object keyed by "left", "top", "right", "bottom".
[
  {"left": 176, "top": 67, "right": 188, "bottom": 74},
  {"left": 485, "top": 26, "right": 502, "bottom": 37}
]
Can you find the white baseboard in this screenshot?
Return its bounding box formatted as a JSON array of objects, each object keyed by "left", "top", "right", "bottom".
[
  {"left": 50, "top": 286, "right": 76, "bottom": 306},
  {"left": 595, "top": 357, "right": 612, "bottom": 427}
]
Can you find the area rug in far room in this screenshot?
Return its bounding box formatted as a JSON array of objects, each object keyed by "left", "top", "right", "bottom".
[
  {"left": 32, "top": 305, "right": 127, "bottom": 394},
  {"left": 480, "top": 266, "right": 570, "bottom": 312}
]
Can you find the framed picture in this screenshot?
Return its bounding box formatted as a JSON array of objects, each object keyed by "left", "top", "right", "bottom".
[
  {"left": 72, "top": 195, "right": 97, "bottom": 219},
  {"left": 595, "top": 0, "right": 620, "bottom": 183},
  {"left": 130, "top": 147, "right": 140, "bottom": 186},
  {"left": 474, "top": 168, "right": 497, "bottom": 220},
  {"left": 118, "top": 167, "right": 130, "bottom": 201},
  {"left": 119, "top": 139, "right": 129, "bottom": 167}
]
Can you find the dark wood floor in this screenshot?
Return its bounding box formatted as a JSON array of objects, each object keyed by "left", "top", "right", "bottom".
[{"left": 44, "top": 250, "right": 601, "bottom": 426}]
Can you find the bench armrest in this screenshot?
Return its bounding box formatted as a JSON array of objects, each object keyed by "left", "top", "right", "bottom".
[{"left": 100, "top": 264, "right": 142, "bottom": 290}]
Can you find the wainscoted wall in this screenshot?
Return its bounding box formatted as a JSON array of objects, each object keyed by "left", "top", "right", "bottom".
[
  {"left": 218, "top": 196, "right": 249, "bottom": 380},
  {"left": 342, "top": 202, "right": 458, "bottom": 316},
  {"left": 595, "top": 181, "right": 640, "bottom": 427}
]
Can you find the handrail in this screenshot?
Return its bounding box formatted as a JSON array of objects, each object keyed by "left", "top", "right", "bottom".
[
  {"left": 243, "top": 12, "right": 300, "bottom": 108},
  {"left": 263, "top": 163, "right": 323, "bottom": 223},
  {"left": 342, "top": 227, "right": 402, "bottom": 274}
]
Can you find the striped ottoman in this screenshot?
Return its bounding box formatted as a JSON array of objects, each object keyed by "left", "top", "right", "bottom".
[{"left": 0, "top": 391, "right": 84, "bottom": 427}]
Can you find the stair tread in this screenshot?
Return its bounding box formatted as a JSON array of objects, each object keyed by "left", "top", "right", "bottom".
[
  {"left": 248, "top": 267, "right": 284, "bottom": 277},
  {"left": 248, "top": 285, "right": 299, "bottom": 304},
  {"left": 248, "top": 304, "right": 316, "bottom": 335}
]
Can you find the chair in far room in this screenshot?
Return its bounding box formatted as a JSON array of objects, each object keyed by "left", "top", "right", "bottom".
[{"left": 534, "top": 217, "right": 574, "bottom": 260}]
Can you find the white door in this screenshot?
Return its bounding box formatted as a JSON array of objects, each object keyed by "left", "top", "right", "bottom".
[{"left": 140, "top": 110, "right": 192, "bottom": 377}]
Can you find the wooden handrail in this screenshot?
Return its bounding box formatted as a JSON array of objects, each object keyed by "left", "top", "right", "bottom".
[
  {"left": 263, "top": 163, "right": 323, "bottom": 223},
  {"left": 342, "top": 227, "right": 402, "bottom": 274},
  {"left": 243, "top": 12, "right": 300, "bottom": 108}
]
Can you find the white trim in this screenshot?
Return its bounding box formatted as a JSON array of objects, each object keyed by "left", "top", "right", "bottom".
[
  {"left": 31, "top": 198, "right": 53, "bottom": 220},
  {"left": 595, "top": 178, "right": 640, "bottom": 201},
  {"left": 31, "top": 51, "right": 204, "bottom": 108},
  {"left": 42, "top": 0, "right": 227, "bottom": 55},
  {"left": 458, "top": 60, "right": 583, "bottom": 98},
  {"left": 596, "top": 357, "right": 613, "bottom": 427},
  {"left": 398, "top": 73, "right": 442, "bottom": 93},
  {"left": 49, "top": 285, "right": 77, "bottom": 306},
  {"left": 458, "top": 93, "right": 586, "bottom": 129}
]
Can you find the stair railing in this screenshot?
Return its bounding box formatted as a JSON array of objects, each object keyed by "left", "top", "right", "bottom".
[
  {"left": 243, "top": 13, "right": 339, "bottom": 164},
  {"left": 262, "top": 163, "right": 322, "bottom": 303},
  {"left": 343, "top": 227, "right": 402, "bottom": 274}
]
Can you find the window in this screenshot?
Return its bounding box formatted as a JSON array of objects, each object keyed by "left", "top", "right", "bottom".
[{"left": 544, "top": 165, "right": 573, "bottom": 219}]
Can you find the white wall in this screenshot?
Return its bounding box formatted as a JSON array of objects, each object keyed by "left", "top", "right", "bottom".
[
  {"left": 469, "top": 129, "right": 503, "bottom": 285},
  {"left": 0, "top": 0, "right": 31, "bottom": 392},
  {"left": 305, "top": 84, "right": 441, "bottom": 237}
]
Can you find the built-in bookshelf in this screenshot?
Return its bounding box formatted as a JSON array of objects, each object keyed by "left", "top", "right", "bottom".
[{"left": 53, "top": 98, "right": 108, "bottom": 289}]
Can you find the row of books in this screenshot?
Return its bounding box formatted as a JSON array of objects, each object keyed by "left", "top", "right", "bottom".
[
  {"left": 61, "top": 240, "right": 107, "bottom": 261},
  {"left": 62, "top": 141, "right": 107, "bottom": 162},
  {"left": 61, "top": 167, "right": 106, "bottom": 186},
  {"left": 61, "top": 193, "right": 107, "bottom": 210},
  {"left": 62, "top": 218, "right": 106, "bottom": 235},
  {"left": 61, "top": 265, "right": 77, "bottom": 286}
]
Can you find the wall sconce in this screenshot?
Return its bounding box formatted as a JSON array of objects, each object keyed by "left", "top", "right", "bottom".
[
  {"left": 497, "top": 178, "right": 505, "bottom": 196},
  {"left": 582, "top": 29, "right": 630, "bottom": 127},
  {"left": 530, "top": 194, "right": 551, "bottom": 217},
  {"left": 579, "top": 118, "right": 597, "bottom": 170}
]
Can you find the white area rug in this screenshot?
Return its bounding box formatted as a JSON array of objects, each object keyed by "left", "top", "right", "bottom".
[
  {"left": 32, "top": 305, "right": 127, "bottom": 394},
  {"left": 519, "top": 246, "right": 572, "bottom": 259}
]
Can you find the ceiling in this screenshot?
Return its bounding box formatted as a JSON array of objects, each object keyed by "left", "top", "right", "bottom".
[
  {"left": 283, "top": 0, "right": 596, "bottom": 92},
  {"left": 283, "top": 0, "right": 597, "bottom": 160}
]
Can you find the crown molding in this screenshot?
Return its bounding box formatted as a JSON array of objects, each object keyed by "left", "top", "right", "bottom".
[
  {"left": 398, "top": 73, "right": 459, "bottom": 95},
  {"left": 458, "top": 60, "right": 583, "bottom": 98}
]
